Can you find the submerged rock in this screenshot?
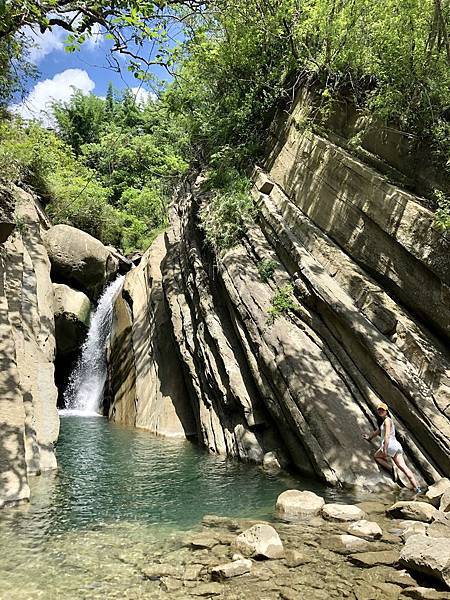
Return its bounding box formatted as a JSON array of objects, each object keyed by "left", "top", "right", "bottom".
[
  {"left": 211, "top": 558, "right": 252, "bottom": 580},
  {"left": 349, "top": 550, "right": 400, "bottom": 568},
  {"left": 234, "top": 524, "right": 284, "bottom": 559},
  {"left": 275, "top": 490, "right": 325, "bottom": 520},
  {"left": 400, "top": 534, "right": 450, "bottom": 589}
]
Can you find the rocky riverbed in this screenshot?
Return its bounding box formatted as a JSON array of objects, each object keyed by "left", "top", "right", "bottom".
[
  {"left": 2, "top": 480, "right": 450, "bottom": 599},
  {"left": 128, "top": 482, "right": 450, "bottom": 600}
]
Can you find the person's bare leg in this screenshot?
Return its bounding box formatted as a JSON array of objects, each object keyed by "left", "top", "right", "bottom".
[
  {"left": 374, "top": 449, "right": 391, "bottom": 473},
  {"left": 392, "top": 453, "right": 418, "bottom": 489}
]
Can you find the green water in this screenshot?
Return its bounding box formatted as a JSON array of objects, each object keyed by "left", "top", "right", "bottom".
[{"left": 0, "top": 416, "right": 360, "bottom": 599}]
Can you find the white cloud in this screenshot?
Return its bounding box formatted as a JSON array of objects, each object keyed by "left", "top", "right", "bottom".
[
  {"left": 130, "top": 87, "right": 157, "bottom": 106},
  {"left": 24, "top": 26, "right": 66, "bottom": 63},
  {"left": 10, "top": 69, "right": 95, "bottom": 127},
  {"left": 85, "top": 23, "right": 103, "bottom": 49},
  {"left": 23, "top": 20, "right": 103, "bottom": 64}
]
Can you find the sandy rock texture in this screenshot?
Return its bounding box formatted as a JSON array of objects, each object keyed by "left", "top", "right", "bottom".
[{"left": 0, "top": 186, "right": 59, "bottom": 507}]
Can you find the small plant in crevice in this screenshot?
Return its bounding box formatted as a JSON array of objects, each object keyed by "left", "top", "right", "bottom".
[
  {"left": 434, "top": 189, "right": 450, "bottom": 232},
  {"left": 199, "top": 173, "right": 256, "bottom": 254},
  {"left": 267, "top": 283, "right": 298, "bottom": 324},
  {"left": 14, "top": 214, "right": 27, "bottom": 236},
  {"left": 257, "top": 258, "right": 278, "bottom": 282}
]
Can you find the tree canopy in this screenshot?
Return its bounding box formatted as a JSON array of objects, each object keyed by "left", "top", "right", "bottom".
[{"left": 0, "top": 0, "right": 448, "bottom": 248}]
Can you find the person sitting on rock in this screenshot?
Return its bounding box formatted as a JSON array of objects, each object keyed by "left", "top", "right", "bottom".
[{"left": 364, "top": 402, "right": 421, "bottom": 494}]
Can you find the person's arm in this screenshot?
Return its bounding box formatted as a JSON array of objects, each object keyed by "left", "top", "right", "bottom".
[
  {"left": 383, "top": 418, "right": 391, "bottom": 456},
  {"left": 364, "top": 427, "right": 380, "bottom": 441}
]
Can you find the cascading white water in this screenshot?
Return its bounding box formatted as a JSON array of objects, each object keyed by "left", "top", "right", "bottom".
[{"left": 61, "top": 275, "right": 125, "bottom": 416}]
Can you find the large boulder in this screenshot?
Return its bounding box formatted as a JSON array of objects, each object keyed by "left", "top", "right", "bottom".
[
  {"left": 386, "top": 501, "right": 438, "bottom": 523},
  {"left": 275, "top": 489, "right": 325, "bottom": 520},
  {"left": 44, "top": 224, "right": 119, "bottom": 299},
  {"left": 233, "top": 524, "right": 284, "bottom": 559},
  {"left": 322, "top": 504, "right": 366, "bottom": 522},
  {"left": 400, "top": 534, "right": 450, "bottom": 589},
  {"left": 53, "top": 283, "right": 91, "bottom": 356}
]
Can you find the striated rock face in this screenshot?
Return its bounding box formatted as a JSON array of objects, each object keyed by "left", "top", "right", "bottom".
[
  {"left": 106, "top": 233, "right": 196, "bottom": 437},
  {"left": 0, "top": 186, "right": 59, "bottom": 507},
  {"left": 106, "top": 101, "right": 449, "bottom": 488}
]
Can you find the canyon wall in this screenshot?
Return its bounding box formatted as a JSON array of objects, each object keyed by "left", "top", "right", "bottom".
[
  {"left": 107, "top": 102, "right": 450, "bottom": 489},
  {"left": 0, "top": 186, "right": 59, "bottom": 507}
]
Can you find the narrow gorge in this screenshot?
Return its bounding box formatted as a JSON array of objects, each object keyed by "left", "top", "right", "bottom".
[
  {"left": 1, "top": 28, "right": 450, "bottom": 596},
  {"left": 105, "top": 93, "right": 450, "bottom": 491}
]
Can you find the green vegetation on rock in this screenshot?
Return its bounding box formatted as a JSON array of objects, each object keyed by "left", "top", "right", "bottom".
[{"left": 0, "top": 0, "right": 448, "bottom": 250}]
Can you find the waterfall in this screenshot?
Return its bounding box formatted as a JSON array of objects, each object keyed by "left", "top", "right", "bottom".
[{"left": 61, "top": 275, "right": 125, "bottom": 416}]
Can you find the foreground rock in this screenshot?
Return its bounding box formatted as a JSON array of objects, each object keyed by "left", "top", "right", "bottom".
[
  {"left": 439, "top": 488, "right": 450, "bottom": 512},
  {"left": 349, "top": 550, "right": 400, "bottom": 567},
  {"left": 211, "top": 558, "right": 252, "bottom": 580},
  {"left": 348, "top": 519, "right": 383, "bottom": 540},
  {"left": 387, "top": 502, "right": 438, "bottom": 523},
  {"left": 322, "top": 503, "right": 366, "bottom": 522},
  {"left": 1, "top": 187, "right": 59, "bottom": 507},
  {"left": 275, "top": 490, "right": 325, "bottom": 520},
  {"left": 234, "top": 524, "right": 284, "bottom": 559},
  {"left": 425, "top": 479, "right": 450, "bottom": 506},
  {"left": 53, "top": 283, "right": 91, "bottom": 356},
  {"left": 44, "top": 224, "right": 119, "bottom": 300},
  {"left": 400, "top": 534, "right": 450, "bottom": 589}
]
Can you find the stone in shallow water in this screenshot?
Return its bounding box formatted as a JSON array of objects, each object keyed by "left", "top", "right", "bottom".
[
  {"left": 349, "top": 550, "right": 399, "bottom": 567},
  {"left": 284, "top": 549, "right": 310, "bottom": 567},
  {"left": 141, "top": 563, "right": 182, "bottom": 580},
  {"left": 400, "top": 522, "right": 429, "bottom": 542},
  {"left": 348, "top": 519, "right": 383, "bottom": 540},
  {"left": 190, "top": 582, "right": 223, "bottom": 596},
  {"left": 184, "top": 564, "right": 204, "bottom": 581},
  {"left": 187, "top": 534, "right": 219, "bottom": 549},
  {"left": 427, "top": 513, "right": 450, "bottom": 538},
  {"left": 211, "top": 558, "right": 252, "bottom": 580},
  {"left": 234, "top": 524, "right": 284, "bottom": 559},
  {"left": 400, "top": 534, "right": 450, "bottom": 588},
  {"left": 322, "top": 503, "right": 366, "bottom": 522},
  {"left": 386, "top": 502, "right": 438, "bottom": 523},
  {"left": 400, "top": 587, "right": 450, "bottom": 599},
  {"left": 439, "top": 488, "right": 450, "bottom": 513},
  {"left": 275, "top": 489, "right": 325, "bottom": 520},
  {"left": 425, "top": 479, "right": 450, "bottom": 507},
  {"left": 160, "top": 576, "right": 182, "bottom": 592}
]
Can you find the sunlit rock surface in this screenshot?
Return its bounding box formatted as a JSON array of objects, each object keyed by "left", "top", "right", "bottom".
[
  {"left": 106, "top": 99, "right": 450, "bottom": 488},
  {"left": 0, "top": 186, "right": 59, "bottom": 507}
]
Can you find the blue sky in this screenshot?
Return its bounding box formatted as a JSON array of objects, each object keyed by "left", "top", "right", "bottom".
[{"left": 11, "top": 24, "right": 172, "bottom": 125}]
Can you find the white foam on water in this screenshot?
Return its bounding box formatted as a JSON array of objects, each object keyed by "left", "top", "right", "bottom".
[{"left": 63, "top": 275, "right": 124, "bottom": 415}]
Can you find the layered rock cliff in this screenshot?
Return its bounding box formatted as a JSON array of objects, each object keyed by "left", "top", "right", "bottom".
[
  {"left": 107, "top": 102, "right": 450, "bottom": 489},
  {"left": 0, "top": 186, "right": 59, "bottom": 507}
]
